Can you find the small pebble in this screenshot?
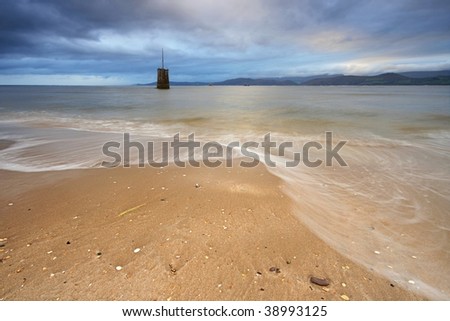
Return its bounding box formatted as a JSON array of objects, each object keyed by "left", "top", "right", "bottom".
[
  {"left": 115, "top": 266, "right": 123, "bottom": 271},
  {"left": 408, "top": 280, "right": 415, "bottom": 284},
  {"left": 310, "top": 276, "right": 330, "bottom": 286},
  {"left": 133, "top": 248, "right": 141, "bottom": 253},
  {"left": 269, "top": 267, "right": 281, "bottom": 274},
  {"left": 340, "top": 294, "right": 350, "bottom": 301},
  {"left": 374, "top": 251, "right": 381, "bottom": 255},
  {"left": 195, "top": 183, "right": 200, "bottom": 188},
  {"left": 8, "top": 203, "right": 13, "bottom": 206}
]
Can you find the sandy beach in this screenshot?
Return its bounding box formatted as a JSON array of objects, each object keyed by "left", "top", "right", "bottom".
[{"left": 0, "top": 164, "right": 423, "bottom": 301}]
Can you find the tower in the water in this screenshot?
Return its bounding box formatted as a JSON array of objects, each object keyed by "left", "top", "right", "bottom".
[{"left": 156, "top": 49, "right": 170, "bottom": 89}]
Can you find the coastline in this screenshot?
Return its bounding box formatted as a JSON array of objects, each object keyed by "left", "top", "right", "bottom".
[{"left": 0, "top": 165, "right": 423, "bottom": 300}]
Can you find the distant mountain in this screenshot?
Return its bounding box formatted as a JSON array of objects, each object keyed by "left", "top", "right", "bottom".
[
  {"left": 276, "top": 74, "right": 344, "bottom": 84},
  {"left": 212, "top": 77, "right": 297, "bottom": 86},
  {"left": 399, "top": 70, "right": 450, "bottom": 78},
  {"left": 301, "top": 73, "right": 450, "bottom": 86},
  {"left": 137, "top": 70, "right": 450, "bottom": 86},
  {"left": 211, "top": 74, "right": 343, "bottom": 85}
]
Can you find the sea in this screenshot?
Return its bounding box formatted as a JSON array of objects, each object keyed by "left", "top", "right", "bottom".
[{"left": 0, "top": 85, "right": 449, "bottom": 299}]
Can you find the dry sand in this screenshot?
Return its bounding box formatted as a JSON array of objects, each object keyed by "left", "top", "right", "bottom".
[{"left": 0, "top": 164, "right": 423, "bottom": 300}]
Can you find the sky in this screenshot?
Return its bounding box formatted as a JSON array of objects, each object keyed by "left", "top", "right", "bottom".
[{"left": 1, "top": 0, "right": 450, "bottom": 85}]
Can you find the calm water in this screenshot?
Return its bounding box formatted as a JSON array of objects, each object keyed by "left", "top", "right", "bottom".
[{"left": 1, "top": 85, "right": 449, "bottom": 299}]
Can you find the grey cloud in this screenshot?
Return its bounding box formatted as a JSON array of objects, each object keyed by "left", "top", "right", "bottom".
[{"left": 0, "top": 0, "right": 449, "bottom": 83}]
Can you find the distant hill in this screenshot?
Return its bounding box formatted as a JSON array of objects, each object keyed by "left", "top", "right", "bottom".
[
  {"left": 212, "top": 74, "right": 343, "bottom": 85},
  {"left": 137, "top": 70, "right": 450, "bottom": 86},
  {"left": 399, "top": 70, "right": 450, "bottom": 78},
  {"left": 139, "top": 78, "right": 301, "bottom": 86},
  {"left": 301, "top": 73, "right": 450, "bottom": 86},
  {"left": 212, "top": 77, "right": 297, "bottom": 86}
]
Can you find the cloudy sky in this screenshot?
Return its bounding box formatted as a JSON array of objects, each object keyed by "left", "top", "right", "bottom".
[{"left": 1, "top": 0, "right": 450, "bottom": 85}]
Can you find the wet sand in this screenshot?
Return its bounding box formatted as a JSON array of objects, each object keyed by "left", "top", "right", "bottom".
[
  {"left": 0, "top": 164, "right": 423, "bottom": 300},
  {"left": 0, "top": 140, "right": 15, "bottom": 151}
]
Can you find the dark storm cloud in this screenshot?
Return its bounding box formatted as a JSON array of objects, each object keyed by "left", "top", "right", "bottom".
[
  {"left": 1, "top": 0, "right": 164, "bottom": 53},
  {"left": 0, "top": 0, "right": 449, "bottom": 84}
]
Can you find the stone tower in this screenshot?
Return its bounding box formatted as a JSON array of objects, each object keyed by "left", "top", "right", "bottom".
[{"left": 156, "top": 49, "right": 170, "bottom": 89}]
